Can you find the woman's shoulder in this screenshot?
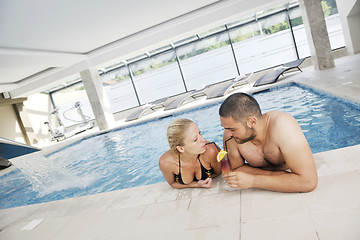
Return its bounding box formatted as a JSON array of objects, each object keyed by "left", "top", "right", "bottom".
[
  {"left": 203, "top": 141, "right": 219, "bottom": 159},
  {"left": 205, "top": 141, "right": 220, "bottom": 151},
  {"left": 159, "top": 150, "right": 176, "bottom": 168}
]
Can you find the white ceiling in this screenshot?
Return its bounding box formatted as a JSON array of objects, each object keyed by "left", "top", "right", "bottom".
[{"left": 0, "top": 0, "right": 287, "bottom": 98}]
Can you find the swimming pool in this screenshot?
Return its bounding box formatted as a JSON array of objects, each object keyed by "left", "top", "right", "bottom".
[{"left": 1, "top": 83, "right": 360, "bottom": 209}]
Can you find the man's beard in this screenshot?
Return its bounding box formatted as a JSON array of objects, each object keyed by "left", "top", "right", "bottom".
[{"left": 234, "top": 127, "right": 256, "bottom": 144}]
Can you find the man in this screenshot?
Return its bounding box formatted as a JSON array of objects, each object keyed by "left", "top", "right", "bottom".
[{"left": 219, "top": 92, "right": 317, "bottom": 192}]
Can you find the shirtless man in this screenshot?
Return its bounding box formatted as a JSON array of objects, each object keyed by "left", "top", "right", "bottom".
[{"left": 219, "top": 92, "right": 317, "bottom": 192}]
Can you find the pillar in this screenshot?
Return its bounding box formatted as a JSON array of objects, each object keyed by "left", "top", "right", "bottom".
[
  {"left": 299, "top": 0, "right": 335, "bottom": 70},
  {"left": 80, "top": 69, "right": 115, "bottom": 130}
]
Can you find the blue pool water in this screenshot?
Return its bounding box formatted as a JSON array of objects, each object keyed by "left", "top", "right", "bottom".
[{"left": 1, "top": 83, "right": 360, "bottom": 209}]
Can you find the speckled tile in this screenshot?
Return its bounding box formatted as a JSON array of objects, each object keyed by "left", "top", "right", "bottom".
[
  {"left": 241, "top": 189, "right": 307, "bottom": 222},
  {"left": 181, "top": 224, "right": 240, "bottom": 240},
  {"left": 50, "top": 213, "right": 99, "bottom": 240},
  {"left": 185, "top": 191, "right": 240, "bottom": 229},
  {"left": 302, "top": 171, "right": 360, "bottom": 213},
  {"left": 311, "top": 207, "right": 360, "bottom": 240},
  {"left": 241, "top": 214, "right": 318, "bottom": 240},
  {"left": 0, "top": 216, "right": 71, "bottom": 240},
  {"left": 314, "top": 145, "right": 360, "bottom": 177}
]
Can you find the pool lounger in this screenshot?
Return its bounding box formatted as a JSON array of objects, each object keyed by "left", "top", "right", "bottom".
[
  {"left": 253, "top": 58, "right": 305, "bottom": 87},
  {"left": 164, "top": 90, "right": 205, "bottom": 111},
  {"left": 206, "top": 73, "right": 252, "bottom": 99},
  {"left": 125, "top": 97, "right": 168, "bottom": 121},
  {"left": 164, "top": 73, "right": 252, "bottom": 111}
]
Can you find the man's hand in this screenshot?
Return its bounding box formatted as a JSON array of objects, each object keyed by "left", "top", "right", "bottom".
[
  {"left": 198, "top": 177, "right": 212, "bottom": 188},
  {"left": 223, "top": 171, "right": 254, "bottom": 189}
]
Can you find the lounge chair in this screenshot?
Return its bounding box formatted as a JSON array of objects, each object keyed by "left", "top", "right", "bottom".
[
  {"left": 125, "top": 97, "right": 168, "bottom": 122},
  {"left": 253, "top": 58, "right": 305, "bottom": 87},
  {"left": 164, "top": 90, "right": 205, "bottom": 111},
  {"left": 164, "top": 73, "right": 252, "bottom": 111},
  {"left": 206, "top": 73, "right": 252, "bottom": 99}
]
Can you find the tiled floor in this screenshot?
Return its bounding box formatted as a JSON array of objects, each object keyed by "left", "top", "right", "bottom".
[{"left": 1, "top": 54, "right": 360, "bottom": 240}]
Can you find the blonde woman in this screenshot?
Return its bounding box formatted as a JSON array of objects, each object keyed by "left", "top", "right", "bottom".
[{"left": 159, "top": 118, "right": 221, "bottom": 188}]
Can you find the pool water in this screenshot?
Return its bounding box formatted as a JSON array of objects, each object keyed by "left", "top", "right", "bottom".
[{"left": 1, "top": 83, "right": 360, "bottom": 209}]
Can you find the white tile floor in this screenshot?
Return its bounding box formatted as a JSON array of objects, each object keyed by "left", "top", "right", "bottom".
[{"left": 1, "top": 54, "right": 360, "bottom": 240}]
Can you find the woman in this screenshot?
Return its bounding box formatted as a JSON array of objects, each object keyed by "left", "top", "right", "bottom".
[{"left": 159, "top": 118, "right": 221, "bottom": 188}]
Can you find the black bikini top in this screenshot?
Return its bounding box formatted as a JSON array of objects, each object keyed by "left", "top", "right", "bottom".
[{"left": 174, "top": 142, "right": 219, "bottom": 185}]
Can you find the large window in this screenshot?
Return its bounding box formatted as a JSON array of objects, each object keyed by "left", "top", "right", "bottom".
[
  {"left": 129, "top": 50, "right": 185, "bottom": 104},
  {"left": 288, "top": 7, "right": 311, "bottom": 59},
  {"left": 322, "top": 0, "right": 345, "bottom": 50},
  {"left": 176, "top": 32, "right": 238, "bottom": 90},
  {"left": 102, "top": 66, "right": 139, "bottom": 113},
  {"left": 230, "top": 11, "right": 298, "bottom": 73},
  {"left": 51, "top": 81, "right": 94, "bottom": 127}
]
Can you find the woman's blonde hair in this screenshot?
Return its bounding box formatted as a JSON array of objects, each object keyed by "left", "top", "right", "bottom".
[{"left": 167, "top": 118, "right": 194, "bottom": 154}]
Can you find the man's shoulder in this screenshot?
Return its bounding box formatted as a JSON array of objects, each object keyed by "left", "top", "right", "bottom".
[
  {"left": 267, "top": 110, "right": 291, "bottom": 118},
  {"left": 267, "top": 111, "right": 302, "bottom": 140},
  {"left": 267, "top": 111, "right": 296, "bottom": 126}
]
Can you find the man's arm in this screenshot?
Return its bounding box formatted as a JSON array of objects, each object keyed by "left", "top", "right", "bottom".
[
  {"left": 224, "top": 114, "right": 318, "bottom": 192},
  {"left": 222, "top": 133, "right": 245, "bottom": 170}
]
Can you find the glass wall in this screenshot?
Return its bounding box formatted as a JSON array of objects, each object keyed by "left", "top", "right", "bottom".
[
  {"left": 49, "top": 1, "right": 345, "bottom": 118},
  {"left": 103, "top": 66, "right": 139, "bottom": 113},
  {"left": 288, "top": 7, "right": 311, "bottom": 59},
  {"left": 51, "top": 81, "right": 94, "bottom": 127},
  {"left": 322, "top": 0, "right": 345, "bottom": 50},
  {"left": 230, "top": 11, "right": 298, "bottom": 74},
  {"left": 176, "top": 32, "right": 238, "bottom": 90},
  {"left": 130, "top": 50, "right": 185, "bottom": 104}
]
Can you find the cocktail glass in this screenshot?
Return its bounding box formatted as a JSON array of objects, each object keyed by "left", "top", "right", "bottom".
[{"left": 221, "top": 154, "right": 231, "bottom": 174}]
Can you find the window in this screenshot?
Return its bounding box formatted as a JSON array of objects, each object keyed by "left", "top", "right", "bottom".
[
  {"left": 129, "top": 50, "right": 185, "bottom": 104},
  {"left": 102, "top": 67, "right": 139, "bottom": 113},
  {"left": 51, "top": 81, "right": 94, "bottom": 127},
  {"left": 176, "top": 32, "right": 238, "bottom": 90},
  {"left": 230, "top": 11, "right": 298, "bottom": 73}
]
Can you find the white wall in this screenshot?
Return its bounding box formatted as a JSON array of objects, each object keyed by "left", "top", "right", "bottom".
[
  {"left": 0, "top": 105, "right": 25, "bottom": 143},
  {"left": 336, "top": 0, "right": 360, "bottom": 54}
]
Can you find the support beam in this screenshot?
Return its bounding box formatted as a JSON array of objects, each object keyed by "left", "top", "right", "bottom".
[
  {"left": 80, "top": 69, "right": 115, "bottom": 130},
  {"left": 299, "top": 0, "right": 335, "bottom": 70},
  {"left": 0, "top": 94, "right": 27, "bottom": 106}
]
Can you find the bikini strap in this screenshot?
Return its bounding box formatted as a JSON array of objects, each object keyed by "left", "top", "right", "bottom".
[
  {"left": 178, "top": 152, "right": 181, "bottom": 174},
  {"left": 204, "top": 142, "right": 221, "bottom": 151}
]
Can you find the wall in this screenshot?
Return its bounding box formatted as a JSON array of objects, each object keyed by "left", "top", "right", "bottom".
[
  {"left": 22, "top": 93, "right": 52, "bottom": 146},
  {"left": 0, "top": 105, "right": 25, "bottom": 143},
  {"left": 0, "top": 93, "right": 52, "bottom": 146},
  {"left": 336, "top": 0, "right": 360, "bottom": 54}
]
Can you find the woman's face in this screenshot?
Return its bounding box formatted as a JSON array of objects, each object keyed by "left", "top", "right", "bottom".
[{"left": 181, "top": 122, "right": 206, "bottom": 155}]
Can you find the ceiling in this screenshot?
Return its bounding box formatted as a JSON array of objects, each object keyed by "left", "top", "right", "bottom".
[{"left": 0, "top": 0, "right": 287, "bottom": 98}]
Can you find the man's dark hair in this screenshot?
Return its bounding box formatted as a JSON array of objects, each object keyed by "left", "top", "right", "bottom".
[{"left": 219, "top": 92, "right": 262, "bottom": 122}]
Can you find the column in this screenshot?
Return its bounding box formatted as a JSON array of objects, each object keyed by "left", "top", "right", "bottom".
[
  {"left": 80, "top": 69, "right": 115, "bottom": 130},
  {"left": 299, "top": 0, "right": 335, "bottom": 70}
]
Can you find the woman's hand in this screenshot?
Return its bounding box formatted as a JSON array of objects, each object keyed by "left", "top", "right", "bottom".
[{"left": 198, "top": 177, "right": 212, "bottom": 188}]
